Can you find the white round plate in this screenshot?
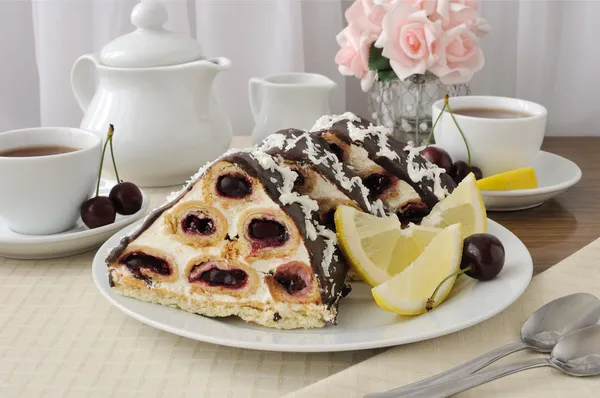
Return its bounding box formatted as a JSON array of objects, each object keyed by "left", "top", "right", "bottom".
[
  {"left": 482, "top": 151, "right": 581, "bottom": 211},
  {"left": 0, "top": 180, "right": 149, "bottom": 260},
  {"left": 93, "top": 219, "right": 532, "bottom": 353}
]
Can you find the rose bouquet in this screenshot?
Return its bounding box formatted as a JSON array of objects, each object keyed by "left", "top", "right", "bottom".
[{"left": 335, "top": 0, "right": 490, "bottom": 92}]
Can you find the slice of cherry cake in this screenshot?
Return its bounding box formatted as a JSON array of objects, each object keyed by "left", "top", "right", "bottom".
[
  {"left": 258, "top": 128, "right": 386, "bottom": 228},
  {"left": 311, "top": 112, "right": 456, "bottom": 223},
  {"left": 106, "top": 149, "right": 349, "bottom": 329},
  {"left": 105, "top": 112, "right": 457, "bottom": 329}
]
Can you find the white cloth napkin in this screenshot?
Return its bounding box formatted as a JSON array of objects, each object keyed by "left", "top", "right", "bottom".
[{"left": 286, "top": 237, "right": 600, "bottom": 398}]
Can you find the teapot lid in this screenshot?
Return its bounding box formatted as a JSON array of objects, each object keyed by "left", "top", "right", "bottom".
[{"left": 100, "top": 0, "right": 203, "bottom": 68}]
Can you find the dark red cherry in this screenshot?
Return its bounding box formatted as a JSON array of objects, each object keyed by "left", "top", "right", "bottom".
[
  {"left": 460, "top": 233, "right": 505, "bottom": 281},
  {"left": 450, "top": 161, "right": 483, "bottom": 183},
  {"left": 122, "top": 252, "right": 171, "bottom": 276},
  {"left": 81, "top": 196, "right": 116, "bottom": 229},
  {"left": 182, "top": 214, "right": 214, "bottom": 235},
  {"left": 293, "top": 170, "right": 306, "bottom": 191},
  {"left": 471, "top": 166, "right": 483, "bottom": 180},
  {"left": 275, "top": 272, "right": 307, "bottom": 295},
  {"left": 109, "top": 181, "right": 143, "bottom": 215},
  {"left": 194, "top": 267, "right": 248, "bottom": 288},
  {"left": 419, "top": 146, "right": 453, "bottom": 171},
  {"left": 328, "top": 143, "right": 345, "bottom": 162},
  {"left": 249, "top": 219, "right": 287, "bottom": 239},
  {"left": 217, "top": 174, "right": 251, "bottom": 198},
  {"left": 362, "top": 173, "right": 391, "bottom": 198}
]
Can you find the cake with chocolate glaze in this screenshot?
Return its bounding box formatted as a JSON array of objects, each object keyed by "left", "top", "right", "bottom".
[
  {"left": 105, "top": 112, "right": 456, "bottom": 329},
  {"left": 311, "top": 112, "right": 455, "bottom": 223}
]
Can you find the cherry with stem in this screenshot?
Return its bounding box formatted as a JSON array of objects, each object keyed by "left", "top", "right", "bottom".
[
  {"left": 420, "top": 95, "right": 454, "bottom": 171},
  {"left": 107, "top": 124, "right": 143, "bottom": 215},
  {"left": 426, "top": 233, "right": 505, "bottom": 311},
  {"left": 81, "top": 126, "right": 116, "bottom": 229}
]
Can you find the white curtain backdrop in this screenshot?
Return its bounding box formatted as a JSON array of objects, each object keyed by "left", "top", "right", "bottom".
[{"left": 1, "top": 0, "right": 599, "bottom": 136}]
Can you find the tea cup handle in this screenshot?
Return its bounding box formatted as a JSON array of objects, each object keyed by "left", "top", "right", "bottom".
[
  {"left": 248, "top": 77, "right": 263, "bottom": 122},
  {"left": 71, "top": 54, "right": 100, "bottom": 112}
]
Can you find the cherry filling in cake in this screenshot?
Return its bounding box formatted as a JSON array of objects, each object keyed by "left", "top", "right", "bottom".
[
  {"left": 292, "top": 169, "right": 306, "bottom": 191},
  {"left": 398, "top": 200, "right": 431, "bottom": 223},
  {"left": 121, "top": 252, "right": 171, "bottom": 279},
  {"left": 181, "top": 213, "right": 215, "bottom": 235},
  {"left": 362, "top": 173, "right": 392, "bottom": 199},
  {"left": 321, "top": 209, "right": 337, "bottom": 231},
  {"left": 271, "top": 262, "right": 313, "bottom": 297},
  {"left": 216, "top": 174, "right": 252, "bottom": 198},
  {"left": 275, "top": 273, "right": 306, "bottom": 295},
  {"left": 248, "top": 219, "right": 289, "bottom": 248},
  {"left": 328, "top": 143, "right": 345, "bottom": 162},
  {"left": 188, "top": 262, "right": 248, "bottom": 289}
]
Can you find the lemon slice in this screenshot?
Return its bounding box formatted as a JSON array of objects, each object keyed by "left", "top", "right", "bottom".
[
  {"left": 421, "top": 173, "right": 487, "bottom": 238},
  {"left": 335, "top": 206, "right": 442, "bottom": 286},
  {"left": 372, "top": 224, "right": 463, "bottom": 315},
  {"left": 476, "top": 167, "right": 538, "bottom": 191}
]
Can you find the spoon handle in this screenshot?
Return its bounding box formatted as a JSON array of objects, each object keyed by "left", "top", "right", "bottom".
[
  {"left": 396, "top": 358, "right": 551, "bottom": 398},
  {"left": 365, "top": 340, "right": 529, "bottom": 398}
]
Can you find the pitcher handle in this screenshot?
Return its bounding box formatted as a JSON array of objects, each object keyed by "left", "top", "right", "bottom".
[
  {"left": 248, "top": 77, "right": 263, "bottom": 122},
  {"left": 71, "top": 54, "right": 100, "bottom": 112}
]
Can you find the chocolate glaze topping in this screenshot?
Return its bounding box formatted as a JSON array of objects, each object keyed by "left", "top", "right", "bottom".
[
  {"left": 316, "top": 118, "right": 456, "bottom": 208},
  {"left": 262, "top": 128, "right": 372, "bottom": 213}
]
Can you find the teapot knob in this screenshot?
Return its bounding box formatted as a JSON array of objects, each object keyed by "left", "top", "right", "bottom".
[{"left": 131, "top": 0, "right": 167, "bottom": 30}]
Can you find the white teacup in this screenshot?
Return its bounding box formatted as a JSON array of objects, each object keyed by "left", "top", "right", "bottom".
[
  {"left": 432, "top": 96, "right": 547, "bottom": 177},
  {"left": 0, "top": 127, "right": 102, "bottom": 235}
]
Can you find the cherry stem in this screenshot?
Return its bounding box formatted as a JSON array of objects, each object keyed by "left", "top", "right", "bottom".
[
  {"left": 444, "top": 95, "right": 472, "bottom": 168},
  {"left": 425, "top": 265, "right": 473, "bottom": 311},
  {"left": 108, "top": 124, "right": 121, "bottom": 183},
  {"left": 425, "top": 99, "right": 447, "bottom": 147},
  {"left": 95, "top": 126, "right": 112, "bottom": 197}
]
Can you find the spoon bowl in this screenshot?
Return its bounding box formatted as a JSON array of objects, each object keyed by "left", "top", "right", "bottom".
[
  {"left": 552, "top": 323, "right": 600, "bottom": 376},
  {"left": 521, "top": 292, "right": 600, "bottom": 352}
]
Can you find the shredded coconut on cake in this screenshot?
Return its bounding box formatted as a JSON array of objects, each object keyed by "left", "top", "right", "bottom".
[
  {"left": 404, "top": 145, "right": 448, "bottom": 199},
  {"left": 310, "top": 112, "right": 361, "bottom": 132},
  {"left": 258, "top": 131, "right": 382, "bottom": 216}
]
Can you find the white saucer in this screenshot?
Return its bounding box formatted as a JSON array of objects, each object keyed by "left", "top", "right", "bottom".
[
  {"left": 0, "top": 180, "right": 149, "bottom": 260},
  {"left": 93, "top": 219, "right": 532, "bottom": 353},
  {"left": 482, "top": 151, "right": 582, "bottom": 211}
]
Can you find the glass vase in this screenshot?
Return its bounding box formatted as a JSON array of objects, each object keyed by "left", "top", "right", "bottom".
[{"left": 367, "top": 73, "right": 470, "bottom": 146}]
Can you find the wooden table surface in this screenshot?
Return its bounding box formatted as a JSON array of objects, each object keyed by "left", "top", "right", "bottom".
[{"left": 491, "top": 137, "right": 600, "bottom": 274}]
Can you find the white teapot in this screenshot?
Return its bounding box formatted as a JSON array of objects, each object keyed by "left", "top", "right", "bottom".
[{"left": 71, "top": 0, "right": 232, "bottom": 187}]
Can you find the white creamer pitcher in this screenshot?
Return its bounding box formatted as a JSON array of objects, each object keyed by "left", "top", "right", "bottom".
[
  {"left": 71, "top": 0, "right": 232, "bottom": 187},
  {"left": 249, "top": 73, "right": 336, "bottom": 144}
]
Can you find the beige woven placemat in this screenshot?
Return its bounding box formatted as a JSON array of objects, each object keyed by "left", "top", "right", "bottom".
[{"left": 286, "top": 236, "right": 600, "bottom": 398}]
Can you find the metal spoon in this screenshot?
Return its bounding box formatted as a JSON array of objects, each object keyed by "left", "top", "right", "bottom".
[
  {"left": 399, "top": 323, "right": 600, "bottom": 398},
  {"left": 367, "top": 293, "right": 600, "bottom": 398}
]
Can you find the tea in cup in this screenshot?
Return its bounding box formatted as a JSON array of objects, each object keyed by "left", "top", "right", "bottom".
[
  {"left": 432, "top": 96, "right": 547, "bottom": 177},
  {"left": 0, "top": 127, "right": 102, "bottom": 235}
]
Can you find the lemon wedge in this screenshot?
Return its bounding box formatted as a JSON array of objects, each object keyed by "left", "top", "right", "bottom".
[
  {"left": 371, "top": 224, "right": 463, "bottom": 315},
  {"left": 335, "top": 205, "right": 442, "bottom": 286},
  {"left": 421, "top": 173, "right": 487, "bottom": 238},
  {"left": 476, "top": 167, "right": 538, "bottom": 191}
]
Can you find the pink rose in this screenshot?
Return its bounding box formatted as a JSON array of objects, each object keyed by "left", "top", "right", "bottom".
[
  {"left": 335, "top": 25, "right": 377, "bottom": 91},
  {"left": 435, "top": 0, "right": 489, "bottom": 36},
  {"left": 344, "top": 0, "right": 381, "bottom": 37},
  {"left": 405, "top": 0, "right": 437, "bottom": 15},
  {"left": 374, "top": 3, "right": 443, "bottom": 81},
  {"left": 429, "top": 23, "right": 484, "bottom": 84},
  {"left": 449, "top": 4, "right": 490, "bottom": 37}
]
